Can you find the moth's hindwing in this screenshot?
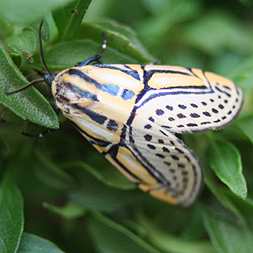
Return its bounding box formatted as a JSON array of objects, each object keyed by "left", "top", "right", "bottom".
[
  {"left": 52, "top": 64, "right": 243, "bottom": 206},
  {"left": 123, "top": 124, "right": 201, "bottom": 206},
  {"left": 72, "top": 119, "right": 200, "bottom": 206}
]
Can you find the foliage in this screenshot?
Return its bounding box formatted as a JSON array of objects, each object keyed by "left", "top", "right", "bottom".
[{"left": 0, "top": 0, "right": 253, "bottom": 252}]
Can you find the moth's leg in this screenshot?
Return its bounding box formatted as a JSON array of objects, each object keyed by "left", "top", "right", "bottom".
[
  {"left": 0, "top": 105, "right": 53, "bottom": 140},
  {"left": 0, "top": 107, "right": 7, "bottom": 123},
  {"left": 22, "top": 129, "right": 52, "bottom": 139},
  {"left": 75, "top": 55, "right": 103, "bottom": 67},
  {"left": 21, "top": 119, "right": 60, "bottom": 139},
  {"left": 76, "top": 33, "right": 108, "bottom": 67}
]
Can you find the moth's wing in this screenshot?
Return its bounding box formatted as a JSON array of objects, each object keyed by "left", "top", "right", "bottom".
[
  {"left": 121, "top": 123, "right": 202, "bottom": 206},
  {"left": 137, "top": 66, "right": 243, "bottom": 134},
  {"left": 72, "top": 114, "right": 201, "bottom": 206}
]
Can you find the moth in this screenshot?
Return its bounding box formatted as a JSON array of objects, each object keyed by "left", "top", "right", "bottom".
[
  {"left": 51, "top": 63, "right": 243, "bottom": 206},
  {"left": 8, "top": 22, "right": 243, "bottom": 206}
]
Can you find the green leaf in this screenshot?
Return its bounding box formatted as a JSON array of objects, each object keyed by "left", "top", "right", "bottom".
[
  {"left": 18, "top": 233, "right": 64, "bottom": 253},
  {"left": 138, "top": 0, "right": 200, "bottom": 47},
  {"left": 183, "top": 11, "right": 253, "bottom": 55},
  {"left": 6, "top": 28, "right": 37, "bottom": 58},
  {"left": 0, "top": 175, "right": 24, "bottom": 253},
  {"left": 224, "top": 194, "right": 253, "bottom": 229},
  {"left": 202, "top": 207, "right": 253, "bottom": 253},
  {"left": 68, "top": 166, "right": 139, "bottom": 212},
  {"left": 61, "top": 0, "right": 92, "bottom": 40},
  {"left": 80, "top": 20, "right": 155, "bottom": 63},
  {"left": 207, "top": 139, "right": 247, "bottom": 199},
  {"left": 236, "top": 115, "right": 253, "bottom": 144},
  {"left": 0, "top": 0, "right": 74, "bottom": 25},
  {"left": 228, "top": 58, "right": 253, "bottom": 113},
  {"left": 0, "top": 46, "right": 59, "bottom": 128},
  {"left": 229, "top": 56, "right": 253, "bottom": 91},
  {"left": 43, "top": 202, "right": 85, "bottom": 219},
  {"left": 137, "top": 214, "right": 215, "bottom": 253},
  {"left": 229, "top": 57, "right": 253, "bottom": 87},
  {"left": 45, "top": 39, "right": 137, "bottom": 70},
  {"left": 64, "top": 157, "right": 134, "bottom": 190},
  {"left": 205, "top": 174, "right": 245, "bottom": 224},
  {"left": 6, "top": 15, "right": 58, "bottom": 61},
  {"left": 89, "top": 213, "right": 160, "bottom": 253},
  {"left": 142, "top": 0, "right": 172, "bottom": 15},
  {"left": 239, "top": 0, "right": 253, "bottom": 6},
  {"left": 0, "top": 18, "right": 14, "bottom": 38},
  {"left": 35, "top": 152, "right": 75, "bottom": 190}
]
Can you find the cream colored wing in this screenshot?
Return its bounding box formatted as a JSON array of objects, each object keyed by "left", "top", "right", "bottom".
[{"left": 135, "top": 66, "right": 243, "bottom": 134}]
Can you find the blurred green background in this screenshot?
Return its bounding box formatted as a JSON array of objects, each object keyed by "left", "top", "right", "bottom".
[{"left": 1, "top": 0, "right": 253, "bottom": 253}]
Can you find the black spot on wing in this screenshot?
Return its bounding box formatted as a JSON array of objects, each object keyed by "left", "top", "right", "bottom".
[
  {"left": 171, "top": 155, "right": 179, "bottom": 160},
  {"left": 162, "top": 147, "right": 170, "bottom": 153},
  {"left": 156, "top": 109, "right": 164, "bottom": 115},
  {"left": 155, "top": 153, "right": 165, "bottom": 158},
  {"left": 166, "top": 105, "right": 173, "bottom": 111},
  {"left": 144, "top": 134, "right": 152, "bottom": 141},
  {"left": 147, "top": 144, "right": 156, "bottom": 150},
  {"left": 186, "top": 123, "right": 198, "bottom": 127},
  {"left": 177, "top": 113, "right": 186, "bottom": 119},
  {"left": 190, "top": 103, "right": 198, "bottom": 108},
  {"left": 203, "top": 111, "right": 211, "bottom": 117},
  {"left": 144, "top": 124, "right": 152, "bottom": 129},
  {"left": 107, "top": 119, "right": 118, "bottom": 131},
  {"left": 178, "top": 104, "right": 187, "bottom": 109},
  {"left": 164, "top": 161, "right": 171, "bottom": 166},
  {"left": 190, "top": 113, "right": 200, "bottom": 118},
  {"left": 212, "top": 108, "right": 218, "bottom": 113},
  {"left": 149, "top": 117, "right": 155, "bottom": 122}
]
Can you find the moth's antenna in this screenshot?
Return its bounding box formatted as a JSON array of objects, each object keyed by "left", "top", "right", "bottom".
[
  {"left": 6, "top": 78, "right": 44, "bottom": 95},
  {"left": 39, "top": 20, "right": 51, "bottom": 75}
]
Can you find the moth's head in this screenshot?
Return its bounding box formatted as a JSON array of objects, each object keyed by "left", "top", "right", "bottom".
[{"left": 43, "top": 73, "right": 55, "bottom": 86}]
